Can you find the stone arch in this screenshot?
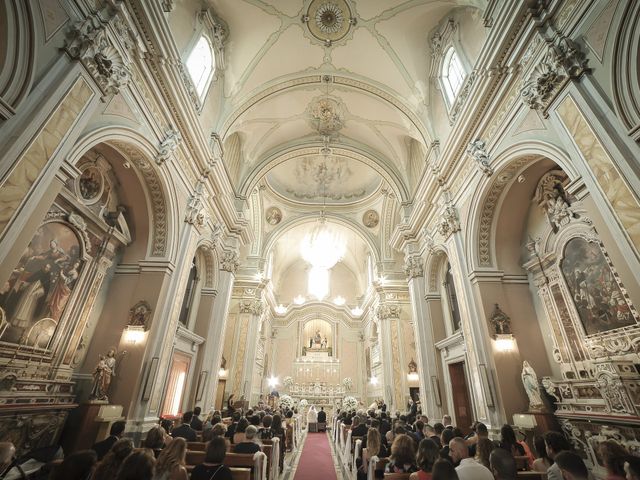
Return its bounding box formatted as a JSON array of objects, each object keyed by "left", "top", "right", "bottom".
[
  {"left": 194, "top": 238, "right": 219, "bottom": 291},
  {"left": 238, "top": 142, "right": 410, "bottom": 204},
  {"left": 466, "top": 141, "right": 579, "bottom": 272},
  {"left": 612, "top": 0, "right": 640, "bottom": 140},
  {"left": 425, "top": 246, "right": 451, "bottom": 295},
  {"left": 66, "top": 127, "right": 177, "bottom": 260},
  {"left": 0, "top": 0, "right": 35, "bottom": 120}
]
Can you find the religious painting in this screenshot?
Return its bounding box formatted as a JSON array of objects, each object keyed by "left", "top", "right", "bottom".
[
  {"left": 77, "top": 165, "right": 104, "bottom": 203},
  {"left": 0, "top": 221, "right": 84, "bottom": 348},
  {"left": 560, "top": 237, "right": 635, "bottom": 336}
]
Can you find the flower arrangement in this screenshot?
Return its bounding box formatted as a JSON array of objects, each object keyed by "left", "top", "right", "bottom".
[
  {"left": 279, "top": 394, "right": 294, "bottom": 410},
  {"left": 283, "top": 376, "right": 294, "bottom": 387},
  {"left": 299, "top": 399, "right": 308, "bottom": 408},
  {"left": 342, "top": 395, "right": 358, "bottom": 411},
  {"left": 342, "top": 377, "right": 353, "bottom": 391}
]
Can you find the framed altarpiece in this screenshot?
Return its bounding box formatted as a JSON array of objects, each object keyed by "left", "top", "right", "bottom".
[
  {"left": 0, "top": 150, "right": 131, "bottom": 454},
  {"left": 523, "top": 171, "right": 640, "bottom": 473}
]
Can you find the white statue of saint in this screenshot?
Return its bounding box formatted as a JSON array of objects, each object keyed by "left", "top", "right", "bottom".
[{"left": 521, "top": 360, "right": 544, "bottom": 411}]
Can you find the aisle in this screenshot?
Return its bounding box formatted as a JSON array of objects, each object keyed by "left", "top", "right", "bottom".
[{"left": 292, "top": 432, "right": 339, "bottom": 480}]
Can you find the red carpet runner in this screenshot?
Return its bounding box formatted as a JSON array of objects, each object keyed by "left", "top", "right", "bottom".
[{"left": 293, "top": 432, "right": 338, "bottom": 480}]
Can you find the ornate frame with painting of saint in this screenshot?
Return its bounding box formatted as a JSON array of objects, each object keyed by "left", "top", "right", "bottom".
[
  {"left": 0, "top": 221, "right": 84, "bottom": 348},
  {"left": 560, "top": 236, "right": 637, "bottom": 336},
  {"left": 77, "top": 165, "right": 104, "bottom": 204}
]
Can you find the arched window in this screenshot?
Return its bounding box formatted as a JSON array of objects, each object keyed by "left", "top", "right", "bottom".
[
  {"left": 442, "top": 47, "right": 465, "bottom": 105},
  {"left": 178, "top": 257, "right": 199, "bottom": 327},
  {"left": 186, "top": 36, "right": 214, "bottom": 97},
  {"left": 443, "top": 262, "right": 461, "bottom": 332}
]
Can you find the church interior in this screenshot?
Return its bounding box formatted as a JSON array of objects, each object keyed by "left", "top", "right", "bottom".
[{"left": 2, "top": 0, "right": 640, "bottom": 479}]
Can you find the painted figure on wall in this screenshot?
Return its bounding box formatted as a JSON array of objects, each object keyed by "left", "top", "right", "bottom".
[
  {"left": 561, "top": 237, "right": 635, "bottom": 336},
  {"left": 0, "top": 222, "right": 83, "bottom": 346}
]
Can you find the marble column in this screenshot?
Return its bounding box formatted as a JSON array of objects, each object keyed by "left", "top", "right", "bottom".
[
  {"left": 376, "top": 303, "right": 403, "bottom": 411},
  {"left": 405, "top": 254, "right": 442, "bottom": 419},
  {"left": 236, "top": 298, "right": 264, "bottom": 404}
]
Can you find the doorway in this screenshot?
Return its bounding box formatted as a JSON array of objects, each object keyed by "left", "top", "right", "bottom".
[
  {"left": 162, "top": 351, "right": 191, "bottom": 417},
  {"left": 448, "top": 361, "right": 473, "bottom": 434}
]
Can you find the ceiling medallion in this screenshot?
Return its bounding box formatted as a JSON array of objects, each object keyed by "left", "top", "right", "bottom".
[
  {"left": 363, "top": 210, "right": 379, "bottom": 228},
  {"left": 303, "top": 0, "right": 355, "bottom": 47},
  {"left": 265, "top": 206, "right": 282, "bottom": 225},
  {"left": 307, "top": 96, "right": 344, "bottom": 135}
]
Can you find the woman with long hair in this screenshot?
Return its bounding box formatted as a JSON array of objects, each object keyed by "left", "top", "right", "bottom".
[
  {"left": 431, "top": 458, "right": 459, "bottom": 480},
  {"left": 153, "top": 436, "right": 188, "bottom": 480},
  {"left": 92, "top": 438, "right": 133, "bottom": 480},
  {"left": 599, "top": 440, "right": 628, "bottom": 480},
  {"left": 499, "top": 424, "right": 525, "bottom": 456},
  {"left": 532, "top": 435, "right": 552, "bottom": 472},
  {"left": 411, "top": 438, "right": 439, "bottom": 480},
  {"left": 191, "top": 437, "right": 232, "bottom": 480},
  {"left": 116, "top": 450, "right": 155, "bottom": 480},
  {"left": 385, "top": 434, "right": 418, "bottom": 473},
  {"left": 474, "top": 438, "right": 495, "bottom": 470},
  {"left": 143, "top": 426, "right": 166, "bottom": 458}
]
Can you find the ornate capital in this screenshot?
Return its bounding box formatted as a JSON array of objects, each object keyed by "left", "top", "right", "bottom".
[
  {"left": 436, "top": 205, "right": 460, "bottom": 239},
  {"left": 466, "top": 139, "right": 493, "bottom": 177},
  {"left": 404, "top": 255, "right": 424, "bottom": 279},
  {"left": 185, "top": 179, "right": 208, "bottom": 228},
  {"left": 156, "top": 129, "right": 182, "bottom": 165},
  {"left": 64, "top": 15, "right": 131, "bottom": 95},
  {"left": 376, "top": 303, "right": 401, "bottom": 320},
  {"left": 520, "top": 34, "right": 589, "bottom": 112},
  {"left": 220, "top": 250, "right": 239, "bottom": 274},
  {"left": 239, "top": 299, "right": 263, "bottom": 316}
]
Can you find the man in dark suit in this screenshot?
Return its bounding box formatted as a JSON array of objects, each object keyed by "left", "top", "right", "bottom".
[
  {"left": 92, "top": 420, "right": 125, "bottom": 460},
  {"left": 190, "top": 406, "right": 203, "bottom": 431},
  {"left": 317, "top": 407, "right": 327, "bottom": 423},
  {"left": 171, "top": 411, "right": 197, "bottom": 441},
  {"left": 351, "top": 416, "right": 368, "bottom": 438},
  {"left": 225, "top": 412, "right": 241, "bottom": 439}
]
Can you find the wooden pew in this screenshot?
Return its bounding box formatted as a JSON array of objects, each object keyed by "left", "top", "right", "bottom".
[
  {"left": 383, "top": 473, "right": 411, "bottom": 479},
  {"left": 516, "top": 472, "right": 547, "bottom": 479},
  {"left": 367, "top": 456, "right": 389, "bottom": 480},
  {"left": 185, "top": 450, "right": 205, "bottom": 473},
  {"left": 187, "top": 441, "right": 207, "bottom": 451},
  {"left": 230, "top": 467, "right": 251, "bottom": 480},
  {"left": 224, "top": 452, "right": 267, "bottom": 480}
]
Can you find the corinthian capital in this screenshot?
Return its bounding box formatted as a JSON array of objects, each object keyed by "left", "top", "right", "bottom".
[
  {"left": 404, "top": 256, "right": 424, "bottom": 279},
  {"left": 239, "top": 299, "right": 263, "bottom": 316},
  {"left": 220, "top": 250, "right": 239, "bottom": 274},
  {"left": 375, "top": 304, "right": 401, "bottom": 320}
]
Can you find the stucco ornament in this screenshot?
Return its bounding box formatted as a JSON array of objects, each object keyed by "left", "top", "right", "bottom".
[
  {"left": 403, "top": 255, "right": 424, "bottom": 279},
  {"left": 436, "top": 206, "right": 460, "bottom": 238},
  {"left": 156, "top": 129, "right": 182, "bottom": 165},
  {"left": 466, "top": 139, "right": 493, "bottom": 177},
  {"left": 220, "top": 250, "right": 239, "bottom": 274},
  {"left": 304, "top": 0, "right": 355, "bottom": 46},
  {"left": 185, "top": 179, "right": 208, "bottom": 228},
  {"left": 489, "top": 304, "right": 512, "bottom": 335},
  {"left": 342, "top": 377, "right": 353, "bottom": 391},
  {"left": 128, "top": 301, "right": 152, "bottom": 329}
]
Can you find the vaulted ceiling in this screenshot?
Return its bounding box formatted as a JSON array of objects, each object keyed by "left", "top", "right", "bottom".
[{"left": 199, "top": 0, "right": 485, "bottom": 305}]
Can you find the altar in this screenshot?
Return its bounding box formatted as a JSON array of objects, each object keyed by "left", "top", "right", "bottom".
[{"left": 303, "top": 347, "right": 332, "bottom": 357}]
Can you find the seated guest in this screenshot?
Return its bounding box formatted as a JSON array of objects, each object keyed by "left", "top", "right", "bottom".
[
  {"left": 352, "top": 416, "right": 368, "bottom": 437},
  {"left": 92, "top": 438, "right": 134, "bottom": 480},
  {"left": 466, "top": 422, "right": 488, "bottom": 457},
  {"left": 475, "top": 437, "right": 495, "bottom": 469},
  {"left": 554, "top": 451, "right": 590, "bottom": 480},
  {"left": 432, "top": 458, "right": 459, "bottom": 480},
  {"left": 439, "top": 428, "right": 455, "bottom": 463},
  {"left": 191, "top": 437, "right": 233, "bottom": 480},
  {"left": 233, "top": 417, "right": 250, "bottom": 444},
  {"left": 499, "top": 424, "right": 525, "bottom": 457},
  {"left": 225, "top": 412, "right": 241, "bottom": 439},
  {"left": 190, "top": 406, "right": 203, "bottom": 431},
  {"left": 625, "top": 456, "right": 640, "bottom": 480},
  {"left": 490, "top": 448, "right": 518, "bottom": 480},
  {"left": 116, "top": 450, "right": 156, "bottom": 480},
  {"left": 410, "top": 438, "right": 439, "bottom": 480},
  {"left": 545, "top": 431, "right": 572, "bottom": 480},
  {"left": 424, "top": 425, "right": 441, "bottom": 448},
  {"left": 171, "top": 412, "right": 197, "bottom": 442},
  {"left": 143, "top": 426, "right": 167, "bottom": 458},
  {"left": 92, "top": 420, "right": 126, "bottom": 460},
  {"left": 51, "top": 450, "right": 97, "bottom": 480},
  {"left": 210, "top": 423, "right": 228, "bottom": 440},
  {"left": 532, "top": 435, "right": 552, "bottom": 472},
  {"left": 599, "top": 440, "right": 628, "bottom": 480},
  {"left": 449, "top": 437, "right": 493, "bottom": 480},
  {"left": 317, "top": 407, "right": 327, "bottom": 424},
  {"left": 233, "top": 425, "right": 261, "bottom": 454},
  {"left": 259, "top": 415, "right": 274, "bottom": 440},
  {"left": 385, "top": 434, "right": 418, "bottom": 474},
  {"left": 412, "top": 420, "right": 426, "bottom": 443},
  {"left": 154, "top": 437, "right": 188, "bottom": 480},
  {"left": 442, "top": 415, "right": 453, "bottom": 429},
  {"left": 357, "top": 427, "right": 386, "bottom": 480}
]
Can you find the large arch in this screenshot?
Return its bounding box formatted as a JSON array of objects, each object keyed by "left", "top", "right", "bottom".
[
  {"left": 465, "top": 141, "right": 580, "bottom": 272},
  {"left": 66, "top": 127, "right": 178, "bottom": 260}
]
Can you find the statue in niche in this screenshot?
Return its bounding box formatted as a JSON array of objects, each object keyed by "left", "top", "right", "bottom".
[
  {"left": 521, "top": 360, "right": 544, "bottom": 411},
  {"left": 408, "top": 358, "right": 418, "bottom": 373},
  {"left": 321, "top": 336, "right": 328, "bottom": 348},
  {"left": 313, "top": 329, "right": 322, "bottom": 345},
  {"left": 90, "top": 348, "right": 117, "bottom": 402},
  {"left": 534, "top": 170, "right": 575, "bottom": 231}
]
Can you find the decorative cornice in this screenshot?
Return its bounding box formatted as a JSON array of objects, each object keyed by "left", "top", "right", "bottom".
[
  {"left": 520, "top": 34, "right": 589, "bottom": 113},
  {"left": 466, "top": 139, "right": 493, "bottom": 177},
  {"left": 403, "top": 255, "right": 424, "bottom": 279}
]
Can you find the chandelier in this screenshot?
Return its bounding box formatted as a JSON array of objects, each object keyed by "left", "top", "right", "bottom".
[{"left": 300, "top": 221, "right": 345, "bottom": 300}]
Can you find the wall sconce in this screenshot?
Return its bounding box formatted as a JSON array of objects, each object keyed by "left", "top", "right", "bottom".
[
  {"left": 268, "top": 376, "right": 279, "bottom": 388},
  {"left": 123, "top": 325, "right": 146, "bottom": 345},
  {"left": 489, "top": 304, "right": 516, "bottom": 352},
  {"left": 275, "top": 304, "right": 287, "bottom": 315},
  {"left": 218, "top": 368, "right": 228, "bottom": 379},
  {"left": 407, "top": 372, "right": 419, "bottom": 381},
  {"left": 369, "top": 376, "right": 379, "bottom": 385}
]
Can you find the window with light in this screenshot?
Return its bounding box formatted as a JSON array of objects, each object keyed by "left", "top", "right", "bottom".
[
  {"left": 186, "top": 36, "right": 214, "bottom": 97},
  {"left": 442, "top": 47, "right": 465, "bottom": 105}
]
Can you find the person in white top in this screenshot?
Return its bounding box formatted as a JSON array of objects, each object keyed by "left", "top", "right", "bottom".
[
  {"left": 449, "top": 437, "right": 494, "bottom": 480},
  {"left": 307, "top": 405, "right": 318, "bottom": 424}
]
